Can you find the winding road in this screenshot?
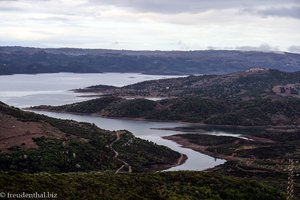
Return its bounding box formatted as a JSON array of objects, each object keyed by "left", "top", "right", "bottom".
[
  {"left": 109, "top": 131, "right": 133, "bottom": 174},
  {"left": 176, "top": 154, "right": 185, "bottom": 165}
]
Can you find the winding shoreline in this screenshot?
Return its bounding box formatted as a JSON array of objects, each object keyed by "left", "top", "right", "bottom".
[
  {"left": 27, "top": 108, "right": 300, "bottom": 131},
  {"left": 27, "top": 108, "right": 189, "bottom": 171}
]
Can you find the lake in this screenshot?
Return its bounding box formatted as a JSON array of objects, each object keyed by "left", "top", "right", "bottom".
[
  {"left": 0, "top": 73, "right": 179, "bottom": 108},
  {"left": 0, "top": 73, "right": 225, "bottom": 171}
]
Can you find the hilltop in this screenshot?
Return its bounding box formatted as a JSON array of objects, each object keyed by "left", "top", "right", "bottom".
[
  {"left": 75, "top": 69, "right": 300, "bottom": 100},
  {"left": 1, "top": 46, "right": 300, "bottom": 75}
]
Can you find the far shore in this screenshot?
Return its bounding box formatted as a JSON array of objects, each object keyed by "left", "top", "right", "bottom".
[{"left": 25, "top": 107, "right": 192, "bottom": 124}]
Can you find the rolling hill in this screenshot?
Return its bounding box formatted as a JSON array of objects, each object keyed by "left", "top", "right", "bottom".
[
  {"left": 75, "top": 68, "right": 300, "bottom": 100},
  {"left": 31, "top": 96, "right": 300, "bottom": 126}
]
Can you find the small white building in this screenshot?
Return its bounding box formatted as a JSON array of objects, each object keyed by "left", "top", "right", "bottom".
[{"left": 246, "top": 67, "right": 269, "bottom": 72}]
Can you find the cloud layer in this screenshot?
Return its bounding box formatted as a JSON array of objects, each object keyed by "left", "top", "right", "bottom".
[
  {"left": 91, "top": 0, "right": 299, "bottom": 16},
  {"left": 0, "top": 0, "right": 299, "bottom": 51}
]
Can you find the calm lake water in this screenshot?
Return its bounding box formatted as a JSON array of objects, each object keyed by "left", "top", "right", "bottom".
[
  {"left": 0, "top": 73, "right": 226, "bottom": 171},
  {"left": 0, "top": 73, "right": 179, "bottom": 108},
  {"left": 33, "top": 111, "right": 225, "bottom": 171}
]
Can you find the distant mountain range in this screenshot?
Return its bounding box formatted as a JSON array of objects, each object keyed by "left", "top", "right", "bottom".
[{"left": 1, "top": 46, "right": 300, "bottom": 75}]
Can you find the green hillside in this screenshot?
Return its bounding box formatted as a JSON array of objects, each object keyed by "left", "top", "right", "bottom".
[
  {"left": 0, "top": 102, "right": 180, "bottom": 173},
  {"left": 0, "top": 171, "right": 284, "bottom": 200},
  {"left": 75, "top": 69, "right": 300, "bottom": 99},
  {"left": 32, "top": 96, "right": 300, "bottom": 126}
]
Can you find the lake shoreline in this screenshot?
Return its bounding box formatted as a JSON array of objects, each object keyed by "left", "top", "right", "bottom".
[
  {"left": 27, "top": 108, "right": 300, "bottom": 132},
  {"left": 163, "top": 135, "right": 238, "bottom": 161},
  {"left": 147, "top": 154, "right": 188, "bottom": 172},
  {"left": 29, "top": 109, "right": 226, "bottom": 171}
]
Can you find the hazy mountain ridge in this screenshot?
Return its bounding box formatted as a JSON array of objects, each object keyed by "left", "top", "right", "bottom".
[{"left": 1, "top": 46, "right": 300, "bottom": 75}]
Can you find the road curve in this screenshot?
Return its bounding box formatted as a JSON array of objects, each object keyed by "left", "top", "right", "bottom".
[{"left": 109, "top": 131, "right": 133, "bottom": 174}]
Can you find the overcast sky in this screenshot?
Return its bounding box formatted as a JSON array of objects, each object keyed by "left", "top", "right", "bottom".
[{"left": 0, "top": 0, "right": 299, "bottom": 52}]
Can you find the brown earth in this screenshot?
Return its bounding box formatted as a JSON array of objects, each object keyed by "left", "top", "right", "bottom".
[{"left": 0, "top": 113, "right": 70, "bottom": 152}]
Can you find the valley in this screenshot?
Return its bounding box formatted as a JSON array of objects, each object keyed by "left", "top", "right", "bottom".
[
  {"left": 1, "top": 0, "right": 299, "bottom": 198},
  {"left": 1, "top": 69, "right": 299, "bottom": 199}
]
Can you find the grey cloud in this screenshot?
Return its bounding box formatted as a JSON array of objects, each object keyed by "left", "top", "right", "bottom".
[
  {"left": 29, "top": 17, "right": 71, "bottom": 22},
  {"left": 288, "top": 46, "right": 300, "bottom": 53},
  {"left": 235, "top": 44, "right": 279, "bottom": 52},
  {"left": 0, "top": 0, "right": 22, "bottom": 12},
  {"left": 0, "top": 0, "right": 24, "bottom": 12},
  {"left": 172, "top": 40, "right": 190, "bottom": 50},
  {"left": 0, "top": 0, "right": 48, "bottom": 1},
  {"left": 90, "top": 0, "right": 299, "bottom": 14},
  {"left": 249, "top": 6, "right": 300, "bottom": 19},
  {"left": 0, "top": 6, "right": 21, "bottom": 11}
]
